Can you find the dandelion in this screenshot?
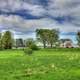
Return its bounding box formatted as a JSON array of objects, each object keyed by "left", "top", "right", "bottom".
[{"left": 51, "top": 64, "right": 55, "bottom": 68}]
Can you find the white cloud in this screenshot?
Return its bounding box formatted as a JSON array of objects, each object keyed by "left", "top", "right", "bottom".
[
  {"left": 0, "top": 0, "right": 80, "bottom": 26},
  {"left": 0, "top": 14, "right": 80, "bottom": 33},
  {"left": 0, "top": 0, "right": 46, "bottom": 16},
  {"left": 48, "top": 0, "right": 80, "bottom": 19},
  {"left": 0, "top": 0, "right": 80, "bottom": 40}
]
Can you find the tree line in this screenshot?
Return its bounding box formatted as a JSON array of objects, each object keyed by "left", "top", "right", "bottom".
[
  {"left": 36, "top": 29, "right": 59, "bottom": 48},
  {"left": 0, "top": 29, "right": 80, "bottom": 50}
]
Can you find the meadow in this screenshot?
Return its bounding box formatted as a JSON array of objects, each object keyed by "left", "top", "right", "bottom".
[{"left": 0, "top": 48, "right": 80, "bottom": 80}]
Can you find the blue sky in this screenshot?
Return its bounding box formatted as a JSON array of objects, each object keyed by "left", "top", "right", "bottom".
[{"left": 0, "top": 0, "right": 80, "bottom": 43}]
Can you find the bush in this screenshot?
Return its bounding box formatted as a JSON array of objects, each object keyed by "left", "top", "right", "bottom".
[
  {"left": 24, "top": 48, "right": 33, "bottom": 55},
  {"left": 30, "top": 44, "right": 39, "bottom": 50},
  {"left": 26, "top": 38, "right": 39, "bottom": 51}
]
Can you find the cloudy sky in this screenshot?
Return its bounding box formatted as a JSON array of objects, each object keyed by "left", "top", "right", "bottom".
[{"left": 0, "top": 0, "right": 80, "bottom": 43}]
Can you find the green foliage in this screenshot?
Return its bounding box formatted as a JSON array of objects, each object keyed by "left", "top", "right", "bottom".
[
  {"left": 46, "top": 29, "right": 59, "bottom": 48},
  {"left": 0, "top": 39, "right": 2, "bottom": 50},
  {"left": 26, "top": 38, "right": 39, "bottom": 50},
  {"left": 0, "top": 33, "right": 3, "bottom": 50},
  {"left": 29, "top": 44, "right": 39, "bottom": 50},
  {"left": 26, "top": 38, "right": 34, "bottom": 47},
  {"left": 77, "top": 32, "right": 80, "bottom": 46},
  {"left": 36, "top": 29, "right": 48, "bottom": 48},
  {"left": 24, "top": 48, "right": 33, "bottom": 55},
  {"left": 36, "top": 29, "right": 59, "bottom": 48},
  {"left": 2, "top": 31, "right": 13, "bottom": 49}
]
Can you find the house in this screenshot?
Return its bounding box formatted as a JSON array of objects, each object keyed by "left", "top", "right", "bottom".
[{"left": 60, "top": 39, "right": 73, "bottom": 48}]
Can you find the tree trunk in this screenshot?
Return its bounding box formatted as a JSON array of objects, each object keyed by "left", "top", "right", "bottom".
[
  {"left": 43, "top": 43, "right": 46, "bottom": 48},
  {"left": 50, "top": 43, "right": 53, "bottom": 48}
]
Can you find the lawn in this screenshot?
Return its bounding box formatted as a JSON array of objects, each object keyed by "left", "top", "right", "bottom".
[{"left": 0, "top": 49, "right": 80, "bottom": 80}]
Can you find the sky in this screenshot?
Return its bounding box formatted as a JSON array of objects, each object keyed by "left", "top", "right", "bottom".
[{"left": 0, "top": 0, "right": 80, "bottom": 43}]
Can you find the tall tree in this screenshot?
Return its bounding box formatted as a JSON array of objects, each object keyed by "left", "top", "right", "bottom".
[
  {"left": 0, "top": 33, "right": 1, "bottom": 39},
  {"left": 47, "top": 29, "right": 59, "bottom": 48},
  {"left": 36, "top": 29, "right": 48, "bottom": 48},
  {"left": 36, "top": 29, "right": 59, "bottom": 48},
  {"left": 2, "top": 31, "right": 13, "bottom": 49},
  {"left": 0, "top": 33, "right": 2, "bottom": 49},
  {"left": 77, "top": 32, "right": 80, "bottom": 47}
]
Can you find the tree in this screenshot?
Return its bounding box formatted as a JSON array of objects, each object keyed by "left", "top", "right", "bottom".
[
  {"left": 0, "top": 33, "right": 1, "bottom": 39},
  {"left": 77, "top": 32, "right": 80, "bottom": 47},
  {"left": 2, "top": 31, "right": 13, "bottom": 49},
  {"left": 36, "top": 29, "right": 48, "bottom": 48},
  {"left": 26, "top": 38, "right": 34, "bottom": 47},
  {"left": 0, "top": 33, "right": 2, "bottom": 49},
  {"left": 26, "top": 38, "right": 38, "bottom": 50},
  {"left": 47, "top": 29, "right": 59, "bottom": 48},
  {"left": 36, "top": 29, "right": 59, "bottom": 48}
]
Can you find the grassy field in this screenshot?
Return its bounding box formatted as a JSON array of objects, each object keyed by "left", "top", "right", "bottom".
[{"left": 0, "top": 49, "right": 80, "bottom": 80}]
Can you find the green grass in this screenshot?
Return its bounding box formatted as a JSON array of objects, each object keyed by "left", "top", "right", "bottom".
[{"left": 0, "top": 48, "right": 80, "bottom": 80}]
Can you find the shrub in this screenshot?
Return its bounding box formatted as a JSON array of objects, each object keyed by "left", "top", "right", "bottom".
[
  {"left": 24, "top": 48, "right": 33, "bottom": 55},
  {"left": 26, "top": 39, "right": 39, "bottom": 50},
  {"left": 29, "top": 44, "right": 39, "bottom": 50}
]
